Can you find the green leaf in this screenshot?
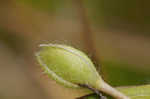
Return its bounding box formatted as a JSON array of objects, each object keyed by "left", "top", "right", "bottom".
[{"left": 117, "top": 85, "right": 150, "bottom": 99}]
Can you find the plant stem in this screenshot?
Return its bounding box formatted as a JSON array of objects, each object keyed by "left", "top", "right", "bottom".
[
  {"left": 74, "top": 0, "right": 100, "bottom": 64},
  {"left": 99, "top": 81, "right": 130, "bottom": 99}
]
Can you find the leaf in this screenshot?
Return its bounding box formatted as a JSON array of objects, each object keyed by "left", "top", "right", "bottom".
[{"left": 117, "top": 85, "right": 150, "bottom": 99}]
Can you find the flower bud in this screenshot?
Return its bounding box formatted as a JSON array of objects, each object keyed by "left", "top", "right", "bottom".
[
  {"left": 36, "top": 44, "right": 129, "bottom": 99},
  {"left": 36, "top": 44, "right": 102, "bottom": 89}
]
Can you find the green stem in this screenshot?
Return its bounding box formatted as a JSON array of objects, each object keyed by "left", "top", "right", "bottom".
[
  {"left": 84, "top": 84, "right": 150, "bottom": 99},
  {"left": 98, "top": 81, "right": 129, "bottom": 99}
]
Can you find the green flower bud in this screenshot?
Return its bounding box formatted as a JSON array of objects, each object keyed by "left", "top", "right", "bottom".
[
  {"left": 36, "top": 44, "right": 129, "bottom": 99},
  {"left": 36, "top": 44, "right": 102, "bottom": 89}
]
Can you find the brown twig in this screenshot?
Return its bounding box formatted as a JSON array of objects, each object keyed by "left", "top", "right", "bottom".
[{"left": 73, "top": 0, "right": 101, "bottom": 70}]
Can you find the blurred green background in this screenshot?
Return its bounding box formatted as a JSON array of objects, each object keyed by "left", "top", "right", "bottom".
[{"left": 0, "top": 0, "right": 150, "bottom": 99}]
